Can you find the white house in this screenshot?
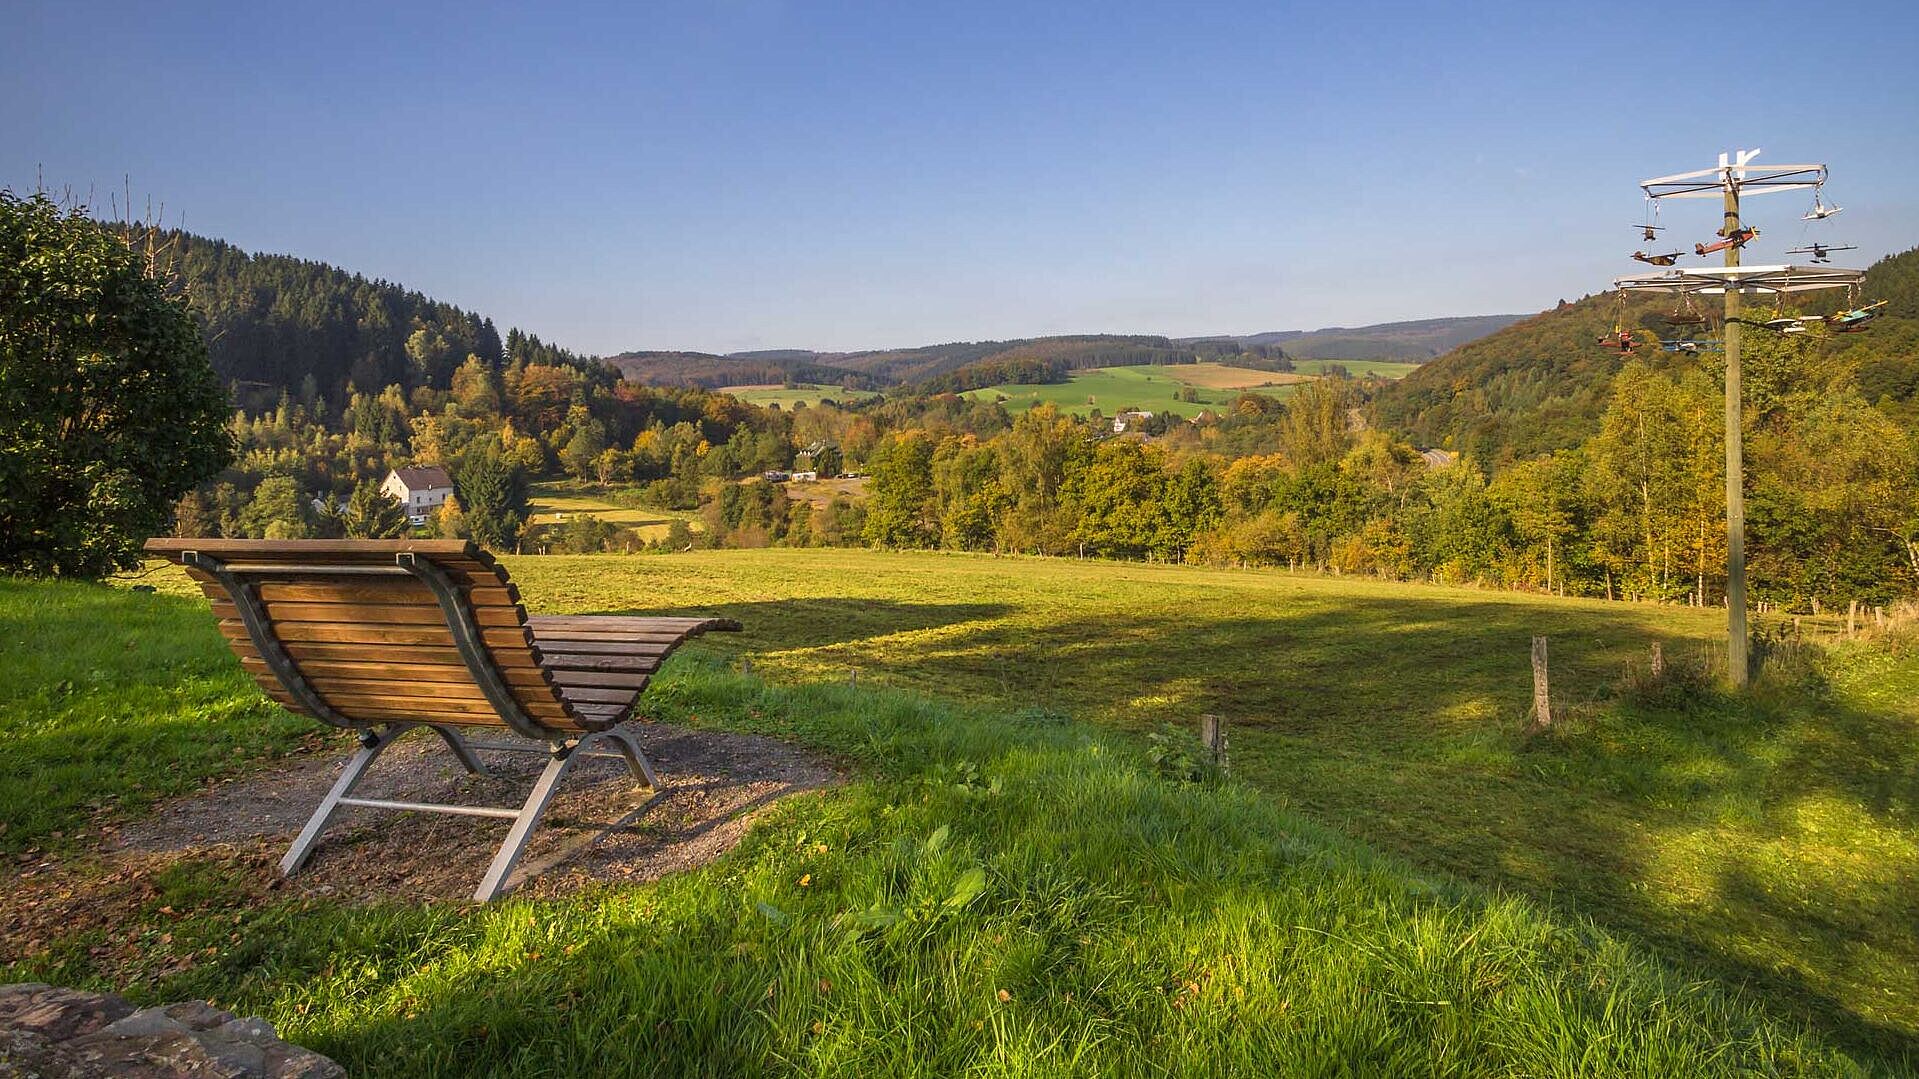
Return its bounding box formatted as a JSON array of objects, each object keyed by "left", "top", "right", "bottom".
[
  {"left": 381, "top": 466, "right": 455, "bottom": 527},
  {"left": 1112, "top": 410, "right": 1154, "bottom": 434}
]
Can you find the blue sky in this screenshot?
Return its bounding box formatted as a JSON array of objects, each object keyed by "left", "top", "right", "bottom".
[{"left": 7, "top": 1, "right": 1918, "bottom": 355}]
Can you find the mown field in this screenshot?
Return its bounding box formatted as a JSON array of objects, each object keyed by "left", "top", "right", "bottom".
[
  {"left": 526, "top": 482, "right": 703, "bottom": 543},
  {"left": 4, "top": 549, "right": 1916, "bottom": 1073},
  {"left": 960, "top": 363, "right": 1304, "bottom": 417},
  {"left": 960, "top": 360, "right": 1420, "bottom": 418},
  {"left": 717, "top": 383, "right": 883, "bottom": 408}
]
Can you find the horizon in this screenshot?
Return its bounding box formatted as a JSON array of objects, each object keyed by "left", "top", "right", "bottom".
[{"left": 7, "top": 1, "right": 1919, "bottom": 355}]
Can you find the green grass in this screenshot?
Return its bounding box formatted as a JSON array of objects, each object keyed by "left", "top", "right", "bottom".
[
  {"left": 526, "top": 482, "right": 703, "bottom": 542},
  {"left": 0, "top": 578, "right": 313, "bottom": 850},
  {"left": 459, "top": 551, "right": 1919, "bottom": 1051},
  {"left": 959, "top": 364, "right": 1300, "bottom": 417},
  {"left": 958, "top": 361, "right": 1421, "bottom": 419},
  {"left": 719, "top": 383, "right": 883, "bottom": 408},
  {"left": 0, "top": 604, "right": 1890, "bottom": 1074},
  {"left": 5, "top": 551, "right": 1917, "bottom": 1071},
  {"left": 1291, "top": 358, "right": 1424, "bottom": 378}
]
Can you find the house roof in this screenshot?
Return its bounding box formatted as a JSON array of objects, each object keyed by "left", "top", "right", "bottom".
[{"left": 390, "top": 465, "right": 454, "bottom": 490}]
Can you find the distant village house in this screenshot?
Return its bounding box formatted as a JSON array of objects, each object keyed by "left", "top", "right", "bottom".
[
  {"left": 1112, "top": 410, "right": 1154, "bottom": 434},
  {"left": 382, "top": 466, "right": 455, "bottom": 527}
]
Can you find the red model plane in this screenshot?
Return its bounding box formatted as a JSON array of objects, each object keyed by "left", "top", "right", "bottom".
[{"left": 1695, "top": 227, "right": 1758, "bottom": 256}]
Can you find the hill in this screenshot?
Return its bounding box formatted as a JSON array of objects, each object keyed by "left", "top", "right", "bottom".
[
  {"left": 609, "top": 334, "right": 1287, "bottom": 391},
  {"left": 132, "top": 228, "right": 589, "bottom": 410},
  {"left": 1186, "top": 314, "right": 1525, "bottom": 361},
  {"left": 3, "top": 565, "right": 1910, "bottom": 1073},
  {"left": 1372, "top": 246, "right": 1919, "bottom": 465}
]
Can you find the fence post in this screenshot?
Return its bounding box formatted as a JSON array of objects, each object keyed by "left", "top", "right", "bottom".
[
  {"left": 1530, "top": 636, "right": 1552, "bottom": 729},
  {"left": 1848, "top": 599, "right": 1859, "bottom": 637},
  {"left": 1199, "top": 714, "right": 1228, "bottom": 772},
  {"left": 848, "top": 667, "right": 860, "bottom": 688},
  {"left": 1650, "top": 641, "right": 1664, "bottom": 678},
  {"left": 740, "top": 656, "right": 752, "bottom": 677}
]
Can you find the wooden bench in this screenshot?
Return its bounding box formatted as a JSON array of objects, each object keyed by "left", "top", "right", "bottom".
[{"left": 144, "top": 538, "right": 740, "bottom": 900}]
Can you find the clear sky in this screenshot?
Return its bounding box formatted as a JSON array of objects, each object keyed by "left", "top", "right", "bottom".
[{"left": 7, "top": 1, "right": 1918, "bottom": 355}]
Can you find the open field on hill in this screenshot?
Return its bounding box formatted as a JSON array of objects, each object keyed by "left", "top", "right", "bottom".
[
  {"left": 1, "top": 570, "right": 1903, "bottom": 1075},
  {"left": 718, "top": 382, "right": 882, "bottom": 408},
  {"left": 960, "top": 361, "right": 1420, "bottom": 418},
  {"left": 1156, "top": 361, "right": 1315, "bottom": 390},
  {"left": 960, "top": 364, "right": 1301, "bottom": 417},
  {"left": 1291, "top": 357, "right": 1424, "bottom": 378},
  {"left": 526, "top": 482, "right": 703, "bottom": 542}
]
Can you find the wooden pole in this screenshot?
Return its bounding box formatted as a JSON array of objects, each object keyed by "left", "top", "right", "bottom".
[
  {"left": 740, "top": 656, "right": 752, "bottom": 676},
  {"left": 848, "top": 667, "right": 859, "bottom": 688},
  {"left": 1722, "top": 177, "right": 1750, "bottom": 687},
  {"left": 1199, "top": 714, "right": 1228, "bottom": 772},
  {"left": 1651, "top": 641, "right": 1664, "bottom": 678},
  {"left": 1530, "top": 636, "right": 1552, "bottom": 728},
  {"left": 1848, "top": 599, "right": 1859, "bottom": 637}
]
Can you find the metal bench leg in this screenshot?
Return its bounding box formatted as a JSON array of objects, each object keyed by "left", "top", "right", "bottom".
[
  {"left": 281, "top": 724, "right": 412, "bottom": 877},
  {"left": 472, "top": 739, "right": 586, "bottom": 902},
  {"left": 426, "top": 724, "right": 487, "bottom": 775},
  {"left": 602, "top": 724, "right": 659, "bottom": 789}
]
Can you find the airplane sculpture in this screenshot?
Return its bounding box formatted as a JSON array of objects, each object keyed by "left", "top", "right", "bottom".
[
  {"left": 1695, "top": 227, "right": 1759, "bottom": 256},
  {"left": 1632, "top": 250, "right": 1684, "bottom": 266},
  {"left": 1636, "top": 223, "right": 1666, "bottom": 241},
  {"left": 1784, "top": 242, "right": 1857, "bottom": 264}
]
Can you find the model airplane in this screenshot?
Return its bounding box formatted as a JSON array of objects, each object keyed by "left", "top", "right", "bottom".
[
  {"left": 1803, "top": 196, "right": 1843, "bottom": 221},
  {"left": 1636, "top": 224, "right": 1666, "bottom": 241},
  {"left": 1663, "top": 340, "right": 1722, "bottom": 353},
  {"left": 1784, "top": 242, "right": 1857, "bottom": 264},
  {"left": 1597, "top": 330, "right": 1639, "bottom": 352},
  {"left": 1696, "top": 227, "right": 1759, "bottom": 256},
  {"left": 1632, "top": 250, "right": 1684, "bottom": 266},
  {"left": 1828, "top": 299, "right": 1888, "bottom": 333}
]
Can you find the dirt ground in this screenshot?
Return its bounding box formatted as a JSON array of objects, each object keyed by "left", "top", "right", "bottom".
[{"left": 15, "top": 723, "right": 839, "bottom": 910}]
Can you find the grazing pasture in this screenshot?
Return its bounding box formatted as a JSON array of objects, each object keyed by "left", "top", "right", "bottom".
[
  {"left": 3, "top": 550, "right": 1915, "bottom": 1071},
  {"left": 1290, "top": 358, "right": 1424, "bottom": 378},
  {"left": 959, "top": 363, "right": 1302, "bottom": 417}
]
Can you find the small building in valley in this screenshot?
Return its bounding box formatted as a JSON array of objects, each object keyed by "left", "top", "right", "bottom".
[
  {"left": 1419, "top": 448, "right": 1457, "bottom": 470},
  {"left": 1113, "top": 410, "right": 1154, "bottom": 434},
  {"left": 381, "top": 465, "right": 455, "bottom": 527}
]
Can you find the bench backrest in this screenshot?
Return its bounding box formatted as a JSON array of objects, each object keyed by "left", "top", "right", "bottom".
[{"left": 145, "top": 539, "right": 582, "bottom": 738}]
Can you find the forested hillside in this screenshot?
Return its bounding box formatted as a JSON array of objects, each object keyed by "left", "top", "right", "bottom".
[
  {"left": 1373, "top": 246, "right": 1919, "bottom": 466},
  {"left": 140, "top": 229, "right": 586, "bottom": 410},
  {"left": 608, "top": 334, "right": 1288, "bottom": 390},
  {"left": 1192, "top": 314, "right": 1524, "bottom": 360}
]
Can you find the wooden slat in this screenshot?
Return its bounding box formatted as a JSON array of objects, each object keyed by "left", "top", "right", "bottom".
[
  {"left": 557, "top": 685, "right": 640, "bottom": 705},
  {"left": 528, "top": 638, "right": 676, "bottom": 657},
  {"left": 212, "top": 600, "right": 524, "bottom": 628},
  {"left": 241, "top": 656, "right": 552, "bottom": 688},
  {"left": 537, "top": 653, "right": 662, "bottom": 673},
  {"left": 542, "top": 669, "right": 653, "bottom": 689},
  {"left": 254, "top": 582, "right": 522, "bottom": 608},
  {"left": 525, "top": 616, "right": 728, "bottom": 631},
  {"left": 278, "top": 640, "right": 539, "bottom": 669},
  {"left": 223, "top": 620, "right": 533, "bottom": 649},
  {"left": 305, "top": 677, "right": 492, "bottom": 702}
]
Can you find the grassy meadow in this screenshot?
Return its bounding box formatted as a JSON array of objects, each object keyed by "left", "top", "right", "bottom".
[
  {"left": 526, "top": 482, "right": 703, "bottom": 543},
  {"left": 960, "top": 363, "right": 1305, "bottom": 417},
  {"left": 718, "top": 383, "right": 883, "bottom": 408},
  {"left": 4, "top": 550, "right": 1917, "bottom": 1072}
]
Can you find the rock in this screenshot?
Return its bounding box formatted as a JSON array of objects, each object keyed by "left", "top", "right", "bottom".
[{"left": 0, "top": 983, "right": 343, "bottom": 1079}]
